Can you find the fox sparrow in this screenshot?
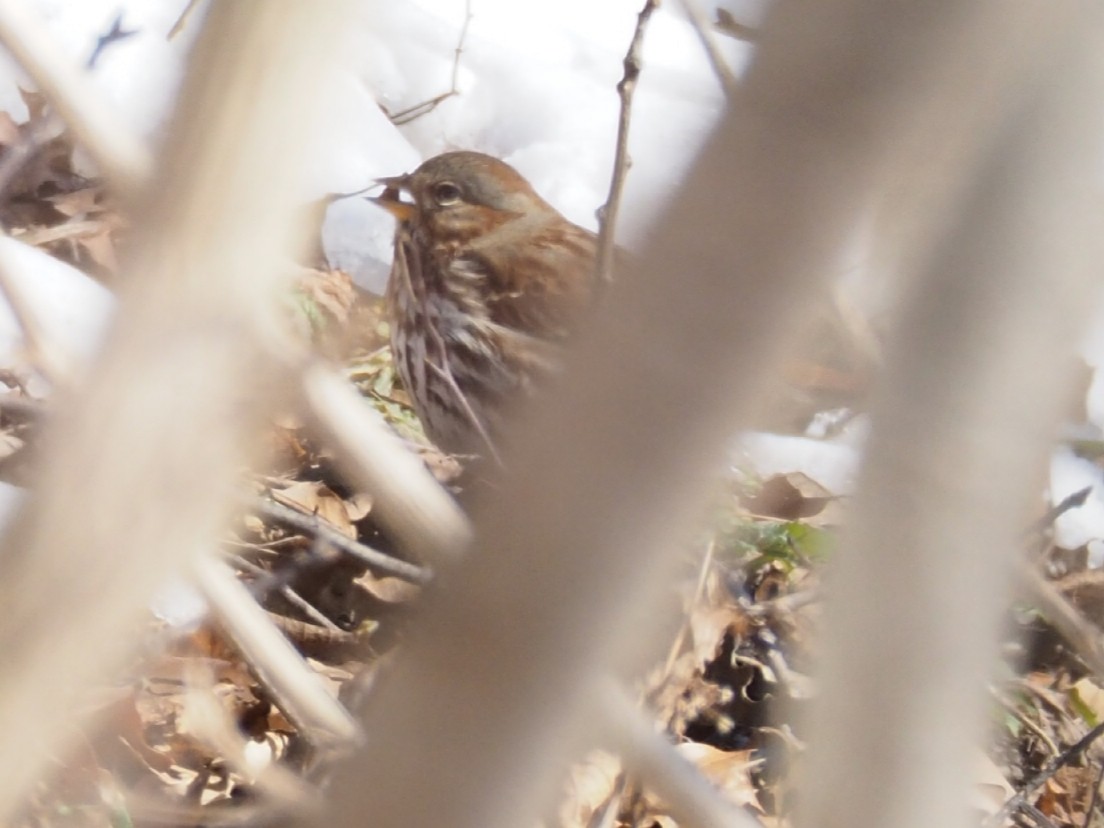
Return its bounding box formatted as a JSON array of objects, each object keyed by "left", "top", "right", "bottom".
[{"left": 373, "top": 151, "right": 597, "bottom": 460}]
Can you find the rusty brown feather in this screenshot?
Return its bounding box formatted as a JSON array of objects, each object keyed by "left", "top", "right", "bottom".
[{"left": 373, "top": 151, "right": 598, "bottom": 461}]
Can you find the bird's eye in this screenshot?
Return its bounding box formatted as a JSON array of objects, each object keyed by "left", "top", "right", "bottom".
[{"left": 432, "top": 181, "right": 462, "bottom": 205}]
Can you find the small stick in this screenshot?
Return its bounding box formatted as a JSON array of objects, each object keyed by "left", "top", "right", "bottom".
[
  {"left": 231, "top": 553, "right": 343, "bottom": 632},
  {"left": 658, "top": 538, "right": 714, "bottom": 680},
  {"left": 1025, "top": 484, "right": 1092, "bottom": 538},
  {"left": 253, "top": 496, "right": 432, "bottom": 585},
  {"left": 168, "top": 0, "right": 205, "bottom": 40},
  {"left": 388, "top": 0, "right": 473, "bottom": 125},
  {"left": 989, "top": 684, "right": 1059, "bottom": 758},
  {"left": 595, "top": 0, "right": 658, "bottom": 284},
  {"left": 1083, "top": 760, "right": 1104, "bottom": 828},
  {"left": 194, "top": 557, "right": 360, "bottom": 748},
  {"left": 679, "top": 0, "right": 739, "bottom": 98},
  {"left": 266, "top": 611, "right": 376, "bottom": 658},
  {"left": 86, "top": 11, "right": 138, "bottom": 70},
  {"left": 984, "top": 720, "right": 1104, "bottom": 828},
  {"left": 1018, "top": 565, "right": 1104, "bottom": 678}
]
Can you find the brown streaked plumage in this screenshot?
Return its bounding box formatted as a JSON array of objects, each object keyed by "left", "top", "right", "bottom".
[{"left": 373, "top": 151, "right": 597, "bottom": 460}]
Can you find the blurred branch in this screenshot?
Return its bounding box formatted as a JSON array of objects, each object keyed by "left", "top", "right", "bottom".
[
  {"left": 595, "top": 0, "right": 657, "bottom": 284},
  {"left": 715, "top": 9, "right": 758, "bottom": 42},
  {"left": 1019, "top": 566, "right": 1104, "bottom": 678},
  {"left": 300, "top": 363, "right": 471, "bottom": 565},
  {"left": 985, "top": 720, "right": 1104, "bottom": 828},
  {"left": 0, "top": 1, "right": 356, "bottom": 817},
  {"left": 679, "top": 0, "right": 739, "bottom": 97},
  {"left": 800, "top": 7, "right": 1104, "bottom": 828},
  {"left": 195, "top": 557, "right": 360, "bottom": 748},
  {"left": 168, "top": 0, "right": 205, "bottom": 40},
  {"left": 598, "top": 680, "right": 763, "bottom": 828}
]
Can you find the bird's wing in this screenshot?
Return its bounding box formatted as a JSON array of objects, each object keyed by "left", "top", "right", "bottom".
[{"left": 467, "top": 218, "right": 598, "bottom": 342}]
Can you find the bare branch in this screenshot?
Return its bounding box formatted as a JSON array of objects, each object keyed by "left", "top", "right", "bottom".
[
  {"left": 679, "top": 0, "right": 739, "bottom": 98},
  {"left": 86, "top": 11, "right": 139, "bottom": 70},
  {"left": 168, "top": 0, "right": 205, "bottom": 41},
  {"left": 984, "top": 720, "right": 1104, "bottom": 828},
  {"left": 594, "top": 0, "right": 658, "bottom": 284},
  {"left": 253, "top": 496, "right": 432, "bottom": 584}
]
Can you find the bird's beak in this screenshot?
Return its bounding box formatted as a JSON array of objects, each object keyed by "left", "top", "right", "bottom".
[{"left": 368, "top": 174, "right": 416, "bottom": 222}]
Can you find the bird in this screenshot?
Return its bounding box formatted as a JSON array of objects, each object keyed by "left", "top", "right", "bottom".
[{"left": 372, "top": 151, "right": 599, "bottom": 462}]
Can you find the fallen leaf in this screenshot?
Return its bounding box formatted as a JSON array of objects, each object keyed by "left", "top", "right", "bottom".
[
  {"left": 355, "top": 571, "right": 421, "bottom": 604},
  {"left": 272, "top": 480, "right": 356, "bottom": 538},
  {"left": 673, "top": 743, "right": 764, "bottom": 812},
  {"left": 559, "top": 750, "right": 622, "bottom": 828},
  {"left": 741, "top": 473, "right": 834, "bottom": 521}
]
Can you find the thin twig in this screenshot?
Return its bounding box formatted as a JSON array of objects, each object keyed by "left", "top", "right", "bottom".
[
  {"left": 659, "top": 538, "right": 714, "bottom": 680},
  {"left": 594, "top": 0, "right": 658, "bottom": 284},
  {"left": 388, "top": 0, "right": 473, "bottom": 125},
  {"left": 985, "top": 721, "right": 1104, "bottom": 828},
  {"left": 0, "top": 393, "right": 44, "bottom": 420},
  {"left": 1019, "top": 801, "right": 1062, "bottom": 828},
  {"left": 1025, "top": 484, "right": 1092, "bottom": 539},
  {"left": 168, "top": 0, "right": 205, "bottom": 40},
  {"left": 679, "top": 0, "right": 739, "bottom": 98},
  {"left": 86, "top": 11, "right": 138, "bottom": 70},
  {"left": 253, "top": 496, "right": 431, "bottom": 585},
  {"left": 1018, "top": 565, "right": 1104, "bottom": 678},
  {"left": 230, "top": 553, "right": 343, "bottom": 632},
  {"left": 1084, "top": 759, "right": 1104, "bottom": 828},
  {"left": 714, "top": 9, "right": 759, "bottom": 42},
  {"left": 0, "top": 11, "right": 137, "bottom": 201},
  {"left": 990, "top": 684, "right": 1060, "bottom": 758}
]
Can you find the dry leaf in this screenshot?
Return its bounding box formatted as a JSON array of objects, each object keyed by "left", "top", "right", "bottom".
[
  {"left": 674, "top": 743, "right": 763, "bottom": 812},
  {"left": 0, "top": 111, "right": 21, "bottom": 145},
  {"left": 559, "top": 750, "right": 622, "bottom": 828},
  {"left": 272, "top": 480, "right": 356, "bottom": 538},
  {"left": 355, "top": 571, "right": 421, "bottom": 604},
  {"left": 741, "top": 473, "right": 834, "bottom": 521}
]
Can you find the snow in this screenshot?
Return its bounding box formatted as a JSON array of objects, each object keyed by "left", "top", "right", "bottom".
[
  {"left": 738, "top": 427, "right": 866, "bottom": 496},
  {"left": 0, "top": 236, "right": 114, "bottom": 391},
  {"left": 0, "top": 0, "right": 750, "bottom": 289},
  {"left": 1050, "top": 447, "right": 1104, "bottom": 566}
]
